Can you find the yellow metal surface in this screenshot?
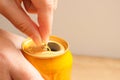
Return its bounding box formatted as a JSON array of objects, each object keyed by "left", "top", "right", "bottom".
[{"left": 22, "top": 36, "right": 73, "bottom": 80}]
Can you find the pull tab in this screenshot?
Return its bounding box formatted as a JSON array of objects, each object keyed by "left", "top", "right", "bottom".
[{"left": 41, "top": 42, "right": 51, "bottom": 51}]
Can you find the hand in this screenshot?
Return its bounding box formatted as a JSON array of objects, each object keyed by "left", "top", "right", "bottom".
[
  {"left": 0, "top": 29, "right": 44, "bottom": 80},
  {"left": 0, "top": 0, "right": 57, "bottom": 44}
]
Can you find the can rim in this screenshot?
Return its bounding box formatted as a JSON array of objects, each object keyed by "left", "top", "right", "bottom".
[{"left": 21, "top": 36, "right": 69, "bottom": 59}]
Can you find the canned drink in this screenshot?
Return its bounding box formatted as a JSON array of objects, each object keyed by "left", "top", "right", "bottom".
[{"left": 21, "top": 36, "right": 73, "bottom": 80}]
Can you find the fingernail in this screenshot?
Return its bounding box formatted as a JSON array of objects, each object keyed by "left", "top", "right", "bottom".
[{"left": 30, "top": 33, "right": 42, "bottom": 46}]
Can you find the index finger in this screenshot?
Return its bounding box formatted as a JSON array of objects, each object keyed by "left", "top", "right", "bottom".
[{"left": 31, "top": 0, "right": 56, "bottom": 42}]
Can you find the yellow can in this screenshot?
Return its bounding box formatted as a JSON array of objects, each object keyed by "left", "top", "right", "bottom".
[{"left": 21, "top": 36, "right": 73, "bottom": 80}]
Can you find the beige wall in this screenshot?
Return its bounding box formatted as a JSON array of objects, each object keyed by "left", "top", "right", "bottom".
[{"left": 0, "top": 0, "right": 120, "bottom": 58}]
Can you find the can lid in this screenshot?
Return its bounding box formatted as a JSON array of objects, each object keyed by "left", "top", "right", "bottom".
[{"left": 22, "top": 36, "right": 68, "bottom": 58}]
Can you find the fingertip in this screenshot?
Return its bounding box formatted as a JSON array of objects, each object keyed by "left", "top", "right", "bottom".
[
  {"left": 30, "top": 32, "right": 42, "bottom": 46},
  {"left": 37, "top": 11, "right": 53, "bottom": 43},
  {"left": 38, "top": 27, "right": 50, "bottom": 43}
]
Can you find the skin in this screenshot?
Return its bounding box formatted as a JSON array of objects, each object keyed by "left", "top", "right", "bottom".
[
  {"left": 0, "top": 0, "right": 57, "bottom": 80},
  {"left": 0, "top": 0, "right": 57, "bottom": 44},
  {"left": 0, "top": 29, "right": 43, "bottom": 80}
]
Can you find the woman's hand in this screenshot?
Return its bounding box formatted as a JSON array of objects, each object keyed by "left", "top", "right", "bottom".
[
  {"left": 0, "top": 0, "right": 57, "bottom": 44},
  {"left": 0, "top": 29, "right": 44, "bottom": 80}
]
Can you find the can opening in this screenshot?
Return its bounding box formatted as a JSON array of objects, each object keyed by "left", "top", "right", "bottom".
[{"left": 47, "top": 42, "right": 60, "bottom": 51}]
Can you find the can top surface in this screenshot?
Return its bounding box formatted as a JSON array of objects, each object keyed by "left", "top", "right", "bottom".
[{"left": 22, "top": 36, "right": 69, "bottom": 58}]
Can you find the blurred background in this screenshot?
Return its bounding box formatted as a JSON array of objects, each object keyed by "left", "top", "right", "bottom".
[{"left": 0, "top": 0, "right": 120, "bottom": 58}]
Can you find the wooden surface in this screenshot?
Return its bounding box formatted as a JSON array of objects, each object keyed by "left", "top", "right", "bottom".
[{"left": 72, "top": 55, "right": 120, "bottom": 80}]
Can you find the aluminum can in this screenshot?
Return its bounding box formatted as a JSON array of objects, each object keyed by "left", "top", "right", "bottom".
[{"left": 21, "top": 36, "right": 73, "bottom": 80}]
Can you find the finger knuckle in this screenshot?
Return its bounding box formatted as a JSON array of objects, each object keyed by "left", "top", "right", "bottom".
[{"left": 16, "top": 22, "right": 31, "bottom": 35}]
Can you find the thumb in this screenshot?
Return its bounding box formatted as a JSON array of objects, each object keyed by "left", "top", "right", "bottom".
[
  {"left": 0, "top": 0, "right": 41, "bottom": 44},
  {"left": 31, "top": 0, "right": 54, "bottom": 42}
]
